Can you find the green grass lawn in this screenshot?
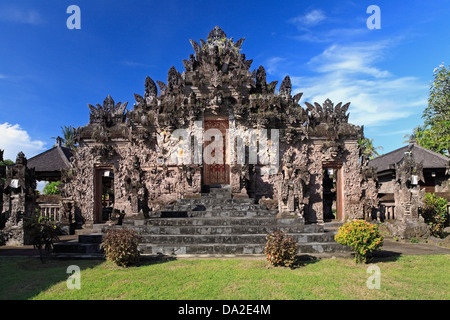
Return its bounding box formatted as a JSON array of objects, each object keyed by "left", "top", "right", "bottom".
[{"left": 0, "top": 255, "right": 448, "bottom": 300}]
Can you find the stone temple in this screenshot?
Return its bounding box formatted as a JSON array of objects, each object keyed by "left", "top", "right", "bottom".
[{"left": 1, "top": 26, "right": 382, "bottom": 254}]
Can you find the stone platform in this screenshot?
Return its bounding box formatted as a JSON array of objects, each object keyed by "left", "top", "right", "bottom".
[
  {"left": 104, "top": 187, "right": 350, "bottom": 256},
  {"left": 52, "top": 187, "right": 350, "bottom": 257}
]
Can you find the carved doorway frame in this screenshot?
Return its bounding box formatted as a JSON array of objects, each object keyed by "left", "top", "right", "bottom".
[
  {"left": 93, "top": 165, "right": 114, "bottom": 223},
  {"left": 322, "top": 161, "right": 344, "bottom": 221}
]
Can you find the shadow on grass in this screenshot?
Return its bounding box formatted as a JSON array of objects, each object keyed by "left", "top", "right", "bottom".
[
  {"left": 268, "top": 254, "right": 321, "bottom": 269},
  {"left": 137, "top": 253, "right": 177, "bottom": 267},
  {"left": 0, "top": 257, "right": 104, "bottom": 300},
  {"left": 370, "top": 249, "right": 402, "bottom": 263}
]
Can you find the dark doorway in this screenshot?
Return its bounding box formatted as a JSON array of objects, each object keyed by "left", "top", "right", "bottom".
[
  {"left": 323, "top": 168, "right": 337, "bottom": 221},
  {"left": 322, "top": 163, "right": 344, "bottom": 221},
  {"left": 94, "top": 168, "right": 114, "bottom": 223}
]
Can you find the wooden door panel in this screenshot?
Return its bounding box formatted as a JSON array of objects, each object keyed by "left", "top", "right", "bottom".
[{"left": 203, "top": 119, "right": 230, "bottom": 185}]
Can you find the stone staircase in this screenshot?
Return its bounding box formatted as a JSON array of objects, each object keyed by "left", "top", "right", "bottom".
[
  {"left": 110, "top": 186, "right": 349, "bottom": 256},
  {"left": 52, "top": 225, "right": 104, "bottom": 258},
  {"left": 53, "top": 186, "right": 349, "bottom": 257}
]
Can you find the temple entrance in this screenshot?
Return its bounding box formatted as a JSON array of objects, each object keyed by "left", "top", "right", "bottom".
[
  {"left": 323, "top": 163, "right": 343, "bottom": 221},
  {"left": 93, "top": 167, "right": 114, "bottom": 223},
  {"left": 203, "top": 119, "right": 230, "bottom": 185}
]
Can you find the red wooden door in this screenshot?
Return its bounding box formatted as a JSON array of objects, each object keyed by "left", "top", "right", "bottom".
[{"left": 203, "top": 119, "right": 230, "bottom": 185}]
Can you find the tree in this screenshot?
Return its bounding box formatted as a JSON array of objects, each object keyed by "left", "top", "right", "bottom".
[
  {"left": 52, "top": 125, "right": 77, "bottom": 150},
  {"left": 408, "top": 64, "right": 450, "bottom": 155},
  {"left": 0, "top": 159, "right": 14, "bottom": 166},
  {"left": 358, "top": 138, "right": 383, "bottom": 159},
  {"left": 42, "top": 181, "right": 62, "bottom": 195}
]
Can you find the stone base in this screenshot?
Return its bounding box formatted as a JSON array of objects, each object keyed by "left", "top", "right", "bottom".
[
  {"left": 0, "top": 223, "right": 25, "bottom": 246},
  {"left": 381, "top": 220, "right": 430, "bottom": 240}
]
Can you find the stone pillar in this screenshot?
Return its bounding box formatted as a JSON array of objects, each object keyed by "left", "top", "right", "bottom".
[
  {"left": 0, "top": 152, "right": 36, "bottom": 245},
  {"left": 394, "top": 151, "right": 425, "bottom": 222}
]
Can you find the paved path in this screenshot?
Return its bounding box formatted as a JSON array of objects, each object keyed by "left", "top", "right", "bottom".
[
  {"left": 374, "top": 239, "right": 450, "bottom": 257},
  {"left": 1, "top": 238, "right": 449, "bottom": 258}
]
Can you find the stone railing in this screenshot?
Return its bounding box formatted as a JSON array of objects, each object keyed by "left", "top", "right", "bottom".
[
  {"left": 36, "top": 194, "right": 63, "bottom": 222},
  {"left": 38, "top": 203, "right": 63, "bottom": 222},
  {"left": 381, "top": 203, "right": 396, "bottom": 220},
  {"left": 378, "top": 203, "right": 450, "bottom": 221}
]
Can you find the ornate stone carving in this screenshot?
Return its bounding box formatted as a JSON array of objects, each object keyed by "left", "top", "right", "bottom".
[
  {"left": 278, "top": 149, "right": 310, "bottom": 217},
  {"left": 0, "top": 152, "right": 36, "bottom": 245},
  {"left": 88, "top": 95, "right": 128, "bottom": 126},
  {"left": 279, "top": 75, "right": 292, "bottom": 97},
  {"left": 207, "top": 26, "right": 227, "bottom": 41},
  {"left": 394, "top": 151, "right": 425, "bottom": 221}
]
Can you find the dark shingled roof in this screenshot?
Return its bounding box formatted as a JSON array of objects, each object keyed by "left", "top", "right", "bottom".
[
  {"left": 369, "top": 143, "right": 450, "bottom": 173},
  {"left": 27, "top": 146, "right": 73, "bottom": 173}
]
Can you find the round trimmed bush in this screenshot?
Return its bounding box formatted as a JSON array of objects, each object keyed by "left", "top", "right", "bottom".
[{"left": 335, "top": 220, "right": 383, "bottom": 264}]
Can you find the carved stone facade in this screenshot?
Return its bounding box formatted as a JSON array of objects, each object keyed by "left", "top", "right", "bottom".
[
  {"left": 65, "top": 27, "right": 378, "bottom": 225},
  {"left": 393, "top": 151, "right": 426, "bottom": 221},
  {"left": 0, "top": 152, "right": 36, "bottom": 245}
]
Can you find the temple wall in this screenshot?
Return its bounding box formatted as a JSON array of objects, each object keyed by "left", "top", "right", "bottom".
[
  {"left": 342, "top": 141, "right": 366, "bottom": 220},
  {"left": 435, "top": 174, "right": 450, "bottom": 193}
]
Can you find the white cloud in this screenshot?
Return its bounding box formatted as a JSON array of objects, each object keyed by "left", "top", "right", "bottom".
[
  {"left": 289, "top": 10, "right": 326, "bottom": 29},
  {"left": 290, "top": 41, "right": 428, "bottom": 127},
  {"left": 0, "top": 6, "right": 44, "bottom": 25},
  {"left": 265, "top": 57, "right": 285, "bottom": 76},
  {"left": 121, "top": 60, "right": 153, "bottom": 68},
  {"left": 291, "top": 28, "right": 369, "bottom": 43},
  {"left": 0, "top": 123, "right": 46, "bottom": 161},
  {"left": 308, "top": 42, "right": 391, "bottom": 78}
]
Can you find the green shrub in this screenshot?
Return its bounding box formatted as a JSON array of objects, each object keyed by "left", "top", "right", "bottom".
[
  {"left": 421, "top": 193, "right": 449, "bottom": 238},
  {"left": 42, "top": 181, "right": 62, "bottom": 195},
  {"left": 24, "top": 212, "right": 61, "bottom": 263},
  {"left": 101, "top": 228, "right": 141, "bottom": 267},
  {"left": 264, "top": 230, "right": 297, "bottom": 268},
  {"left": 335, "top": 220, "right": 384, "bottom": 264}
]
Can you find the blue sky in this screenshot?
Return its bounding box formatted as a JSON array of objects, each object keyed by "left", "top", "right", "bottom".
[{"left": 0, "top": 0, "right": 449, "bottom": 160}]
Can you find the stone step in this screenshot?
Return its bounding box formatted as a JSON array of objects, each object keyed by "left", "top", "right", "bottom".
[
  {"left": 78, "top": 233, "right": 103, "bottom": 244},
  {"left": 53, "top": 241, "right": 102, "bottom": 254},
  {"left": 151, "top": 210, "right": 278, "bottom": 218},
  {"left": 124, "top": 217, "right": 312, "bottom": 229},
  {"left": 74, "top": 224, "right": 106, "bottom": 236},
  {"left": 188, "top": 210, "right": 278, "bottom": 218},
  {"left": 323, "top": 221, "right": 344, "bottom": 232},
  {"left": 138, "top": 242, "right": 349, "bottom": 255},
  {"left": 137, "top": 233, "right": 337, "bottom": 245},
  {"left": 178, "top": 198, "right": 255, "bottom": 205},
  {"left": 166, "top": 203, "right": 266, "bottom": 211},
  {"left": 119, "top": 224, "right": 323, "bottom": 236}
]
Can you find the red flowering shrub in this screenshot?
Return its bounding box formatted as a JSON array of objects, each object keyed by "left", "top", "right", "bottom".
[
  {"left": 264, "top": 230, "right": 297, "bottom": 268},
  {"left": 335, "top": 220, "right": 383, "bottom": 264}
]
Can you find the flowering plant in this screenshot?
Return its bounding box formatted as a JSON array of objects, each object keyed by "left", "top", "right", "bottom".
[{"left": 335, "top": 220, "right": 383, "bottom": 264}]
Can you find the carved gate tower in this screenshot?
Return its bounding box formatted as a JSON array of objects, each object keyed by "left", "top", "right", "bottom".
[{"left": 68, "top": 26, "right": 378, "bottom": 225}]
